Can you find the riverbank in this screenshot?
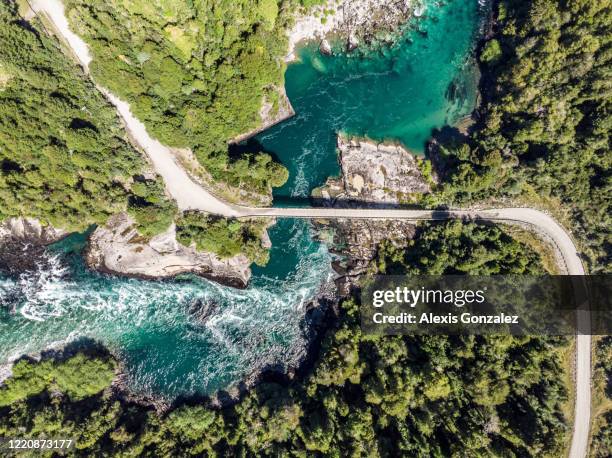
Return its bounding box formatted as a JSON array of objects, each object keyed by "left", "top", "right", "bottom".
[
  {"left": 232, "top": 0, "right": 418, "bottom": 144},
  {"left": 286, "top": 0, "right": 417, "bottom": 61}
]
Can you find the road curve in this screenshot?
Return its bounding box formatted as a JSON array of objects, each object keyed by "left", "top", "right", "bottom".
[{"left": 29, "top": 2, "right": 591, "bottom": 457}]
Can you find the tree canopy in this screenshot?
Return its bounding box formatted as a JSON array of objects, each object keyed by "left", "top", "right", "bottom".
[
  {"left": 0, "top": 1, "right": 175, "bottom": 235},
  {"left": 0, "top": 222, "right": 571, "bottom": 456},
  {"left": 64, "top": 0, "right": 294, "bottom": 199},
  {"left": 429, "top": 0, "right": 611, "bottom": 272},
  {"left": 176, "top": 213, "right": 271, "bottom": 266}
]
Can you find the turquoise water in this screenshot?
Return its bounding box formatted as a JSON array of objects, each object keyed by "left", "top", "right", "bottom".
[
  {"left": 0, "top": 219, "right": 332, "bottom": 398},
  {"left": 0, "top": 0, "right": 486, "bottom": 398},
  {"left": 258, "top": 0, "right": 486, "bottom": 200}
]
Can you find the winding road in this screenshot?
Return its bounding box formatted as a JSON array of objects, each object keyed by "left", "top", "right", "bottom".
[{"left": 28, "top": 1, "right": 592, "bottom": 457}]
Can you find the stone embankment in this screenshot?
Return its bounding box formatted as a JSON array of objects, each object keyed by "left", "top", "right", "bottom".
[{"left": 85, "top": 213, "right": 253, "bottom": 288}]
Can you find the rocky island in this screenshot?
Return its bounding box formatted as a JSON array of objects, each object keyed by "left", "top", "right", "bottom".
[
  {"left": 312, "top": 135, "right": 431, "bottom": 294},
  {"left": 313, "top": 135, "right": 431, "bottom": 206}
]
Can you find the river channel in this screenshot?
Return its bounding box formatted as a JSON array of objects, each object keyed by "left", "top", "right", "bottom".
[{"left": 0, "top": 0, "right": 487, "bottom": 398}]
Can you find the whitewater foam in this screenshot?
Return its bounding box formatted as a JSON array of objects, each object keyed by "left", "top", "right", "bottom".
[{"left": 0, "top": 219, "right": 333, "bottom": 397}]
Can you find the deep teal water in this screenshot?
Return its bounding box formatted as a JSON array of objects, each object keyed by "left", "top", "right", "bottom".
[
  {"left": 0, "top": 219, "right": 332, "bottom": 398},
  {"left": 258, "top": 0, "right": 486, "bottom": 200},
  {"left": 0, "top": 0, "right": 486, "bottom": 398}
]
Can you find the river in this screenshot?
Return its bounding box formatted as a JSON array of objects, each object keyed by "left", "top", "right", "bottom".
[
  {"left": 260, "top": 0, "right": 485, "bottom": 200},
  {"left": 0, "top": 0, "right": 487, "bottom": 398}
]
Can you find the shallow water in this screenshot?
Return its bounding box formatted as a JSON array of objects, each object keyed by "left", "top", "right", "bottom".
[
  {"left": 258, "top": 0, "right": 487, "bottom": 200},
  {"left": 0, "top": 0, "right": 486, "bottom": 398}
]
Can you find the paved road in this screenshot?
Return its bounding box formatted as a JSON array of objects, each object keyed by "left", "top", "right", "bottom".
[{"left": 29, "top": 2, "right": 591, "bottom": 457}]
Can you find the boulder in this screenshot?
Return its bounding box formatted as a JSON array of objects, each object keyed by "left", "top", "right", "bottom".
[
  {"left": 318, "top": 135, "right": 431, "bottom": 206},
  {"left": 319, "top": 38, "right": 332, "bottom": 55}
]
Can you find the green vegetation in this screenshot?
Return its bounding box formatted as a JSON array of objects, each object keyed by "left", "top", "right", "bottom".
[
  {"left": 1, "top": 2, "right": 276, "bottom": 257},
  {"left": 376, "top": 220, "right": 544, "bottom": 275},
  {"left": 0, "top": 1, "right": 175, "bottom": 236},
  {"left": 429, "top": 0, "right": 611, "bottom": 272},
  {"left": 591, "top": 336, "right": 612, "bottom": 457},
  {"left": 0, "top": 222, "right": 570, "bottom": 456},
  {"left": 297, "top": 0, "right": 328, "bottom": 9},
  {"left": 64, "top": 0, "right": 293, "bottom": 199},
  {"left": 176, "top": 213, "right": 271, "bottom": 266},
  {"left": 0, "top": 353, "right": 115, "bottom": 407},
  {"left": 127, "top": 178, "right": 178, "bottom": 238},
  {"left": 479, "top": 38, "right": 502, "bottom": 63}
]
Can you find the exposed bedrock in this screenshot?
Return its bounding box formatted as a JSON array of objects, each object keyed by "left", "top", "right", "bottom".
[
  {"left": 85, "top": 213, "right": 252, "bottom": 288},
  {"left": 313, "top": 135, "right": 430, "bottom": 294},
  {"left": 287, "top": 0, "right": 417, "bottom": 59},
  {"left": 314, "top": 135, "right": 430, "bottom": 206},
  {"left": 0, "top": 217, "right": 68, "bottom": 274},
  {"left": 0, "top": 217, "right": 68, "bottom": 245}
]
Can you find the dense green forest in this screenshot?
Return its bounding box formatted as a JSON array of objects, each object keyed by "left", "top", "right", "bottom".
[
  {"left": 176, "top": 213, "right": 271, "bottom": 266},
  {"left": 430, "top": 0, "right": 611, "bottom": 272},
  {"left": 0, "top": 1, "right": 174, "bottom": 234},
  {"left": 0, "top": 1, "right": 271, "bottom": 263},
  {"left": 376, "top": 220, "right": 544, "bottom": 275},
  {"left": 64, "top": 0, "right": 295, "bottom": 199},
  {"left": 0, "top": 222, "right": 570, "bottom": 456}
]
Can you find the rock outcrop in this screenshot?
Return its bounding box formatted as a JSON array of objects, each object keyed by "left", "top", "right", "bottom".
[
  {"left": 287, "top": 0, "right": 417, "bottom": 60},
  {"left": 312, "top": 135, "right": 431, "bottom": 294},
  {"left": 315, "top": 218, "right": 417, "bottom": 295},
  {"left": 0, "top": 217, "right": 68, "bottom": 245},
  {"left": 85, "top": 213, "right": 252, "bottom": 288},
  {"left": 319, "top": 39, "right": 332, "bottom": 55},
  {"left": 0, "top": 218, "right": 68, "bottom": 274},
  {"left": 314, "top": 135, "right": 430, "bottom": 206}
]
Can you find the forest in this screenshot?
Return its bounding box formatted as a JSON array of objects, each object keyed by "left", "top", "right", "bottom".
[
  {"left": 0, "top": 1, "right": 174, "bottom": 234},
  {"left": 0, "top": 221, "right": 571, "bottom": 456},
  {"left": 0, "top": 1, "right": 270, "bottom": 263},
  {"left": 63, "top": 0, "right": 296, "bottom": 200},
  {"left": 428, "top": 0, "right": 611, "bottom": 273},
  {"left": 592, "top": 336, "right": 612, "bottom": 457},
  {"left": 176, "top": 213, "right": 272, "bottom": 266}
]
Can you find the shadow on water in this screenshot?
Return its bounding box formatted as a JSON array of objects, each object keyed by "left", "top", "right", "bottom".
[
  {"left": 429, "top": 125, "right": 469, "bottom": 146},
  {"left": 169, "top": 293, "right": 337, "bottom": 411},
  {"left": 12, "top": 337, "right": 113, "bottom": 366},
  {"left": 271, "top": 195, "right": 429, "bottom": 210}
]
